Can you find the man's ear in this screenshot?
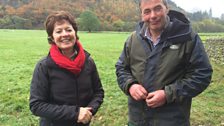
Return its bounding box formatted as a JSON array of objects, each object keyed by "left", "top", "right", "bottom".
[{"left": 165, "top": 7, "right": 169, "bottom": 14}]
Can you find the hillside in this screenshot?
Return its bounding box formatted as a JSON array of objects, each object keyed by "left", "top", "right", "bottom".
[
  {"left": 0, "top": 0, "right": 185, "bottom": 18},
  {"left": 0, "top": 0, "right": 224, "bottom": 32}
]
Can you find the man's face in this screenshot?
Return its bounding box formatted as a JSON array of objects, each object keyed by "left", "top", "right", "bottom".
[{"left": 140, "top": 0, "right": 168, "bottom": 33}]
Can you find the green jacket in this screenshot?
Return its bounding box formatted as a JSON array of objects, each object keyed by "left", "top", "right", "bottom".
[{"left": 115, "top": 10, "right": 212, "bottom": 126}]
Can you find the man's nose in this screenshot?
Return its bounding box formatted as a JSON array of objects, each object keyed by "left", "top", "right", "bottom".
[{"left": 150, "top": 11, "right": 156, "bottom": 18}]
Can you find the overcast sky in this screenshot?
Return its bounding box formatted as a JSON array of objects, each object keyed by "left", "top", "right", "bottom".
[{"left": 171, "top": 0, "right": 224, "bottom": 18}]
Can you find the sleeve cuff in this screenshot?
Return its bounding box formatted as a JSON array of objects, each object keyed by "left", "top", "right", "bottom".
[
  {"left": 124, "top": 79, "right": 138, "bottom": 95},
  {"left": 164, "top": 85, "right": 175, "bottom": 103}
]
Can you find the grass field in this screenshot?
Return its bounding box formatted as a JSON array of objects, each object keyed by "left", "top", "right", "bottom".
[{"left": 0, "top": 29, "right": 224, "bottom": 126}]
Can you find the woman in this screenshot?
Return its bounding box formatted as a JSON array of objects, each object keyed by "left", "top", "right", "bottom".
[{"left": 29, "top": 11, "right": 104, "bottom": 126}]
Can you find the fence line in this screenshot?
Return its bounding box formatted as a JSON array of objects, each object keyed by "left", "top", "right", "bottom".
[{"left": 204, "top": 38, "right": 224, "bottom": 65}]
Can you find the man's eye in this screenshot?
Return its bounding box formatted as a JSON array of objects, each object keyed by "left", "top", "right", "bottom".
[
  {"left": 154, "top": 6, "right": 162, "bottom": 12},
  {"left": 144, "top": 10, "right": 151, "bottom": 15}
]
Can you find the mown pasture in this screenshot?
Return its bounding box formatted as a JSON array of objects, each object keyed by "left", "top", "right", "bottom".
[{"left": 0, "top": 29, "right": 224, "bottom": 126}]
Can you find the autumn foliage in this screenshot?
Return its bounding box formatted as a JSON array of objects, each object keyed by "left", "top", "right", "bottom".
[{"left": 0, "top": 0, "right": 140, "bottom": 31}]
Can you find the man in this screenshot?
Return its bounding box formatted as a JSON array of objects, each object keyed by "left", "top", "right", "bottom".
[{"left": 115, "top": 0, "right": 213, "bottom": 126}]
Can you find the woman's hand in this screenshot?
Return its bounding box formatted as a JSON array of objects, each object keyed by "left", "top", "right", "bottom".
[{"left": 77, "top": 107, "right": 92, "bottom": 124}]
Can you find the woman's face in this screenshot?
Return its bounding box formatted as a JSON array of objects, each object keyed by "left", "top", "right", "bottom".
[{"left": 52, "top": 20, "right": 76, "bottom": 51}]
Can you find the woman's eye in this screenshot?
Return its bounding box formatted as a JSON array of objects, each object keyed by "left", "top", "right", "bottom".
[
  {"left": 67, "top": 29, "right": 72, "bottom": 32},
  {"left": 55, "top": 31, "right": 61, "bottom": 34}
]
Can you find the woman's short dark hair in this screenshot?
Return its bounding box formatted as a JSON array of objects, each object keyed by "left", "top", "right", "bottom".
[{"left": 44, "top": 11, "right": 79, "bottom": 44}]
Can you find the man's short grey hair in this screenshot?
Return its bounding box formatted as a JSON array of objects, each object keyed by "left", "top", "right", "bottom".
[{"left": 139, "top": 0, "right": 168, "bottom": 8}]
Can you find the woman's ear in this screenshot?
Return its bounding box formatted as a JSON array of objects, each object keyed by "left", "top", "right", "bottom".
[{"left": 48, "top": 36, "right": 54, "bottom": 43}]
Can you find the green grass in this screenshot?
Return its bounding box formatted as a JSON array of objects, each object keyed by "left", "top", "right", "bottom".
[
  {"left": 199, "top": 33, "right": 224, "bottom": 42},
  {"left": 0, "top": 29, "right": 224, "bottom": 126}
]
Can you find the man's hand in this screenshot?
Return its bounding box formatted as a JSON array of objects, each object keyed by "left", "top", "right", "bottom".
[
  {"left": 145, "top": 90, "right": 166, "bottom": 108},
  {"left": 129, "top": 84, "right": 148, "bottom": 101},
  {"left": 77, "top": 107, "right": 92, "bottom": 124}
]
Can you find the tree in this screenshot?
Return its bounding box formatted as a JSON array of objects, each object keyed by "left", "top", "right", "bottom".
[
  {"left": 0, "top": 15, "right": 14, "bottom": 29},
  {"left": 209, "top": 8, "right": 212, "bottom": 18},
  {"left": 78, "top": 10, "right": 100, "bottom": 32},
  {"left": 221, "top": 13, "right": 224, "bottom": 21},
  {"left": 113, "top": 19, "right": 124, "bottom": 31},
  {"left": 11, "top": 15, "right": 32, "bottom": 29}
]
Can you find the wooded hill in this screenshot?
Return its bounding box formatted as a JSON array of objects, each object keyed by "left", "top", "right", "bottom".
[{"left": 0, "top": 0, "right": 224, "bottom": 32}]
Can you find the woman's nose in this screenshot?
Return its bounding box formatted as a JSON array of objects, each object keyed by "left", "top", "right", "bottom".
[{"left": 61, "top": 30, "right": 69, "bottom": 36}]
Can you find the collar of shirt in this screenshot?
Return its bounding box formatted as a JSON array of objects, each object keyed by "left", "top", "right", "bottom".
[
  {"left": 60, "top": 48, "right": 78, "bottom": 60},
  {"left": 144, "top": 28, "right": 161, "bottom": 47},
  {"left": 69, "top": 49, "right": 78, "bottom": 60}
]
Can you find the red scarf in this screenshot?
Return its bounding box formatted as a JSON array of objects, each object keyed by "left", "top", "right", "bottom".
[{"left": 50, "top": 41, "right": 86, "bottom": 75}]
